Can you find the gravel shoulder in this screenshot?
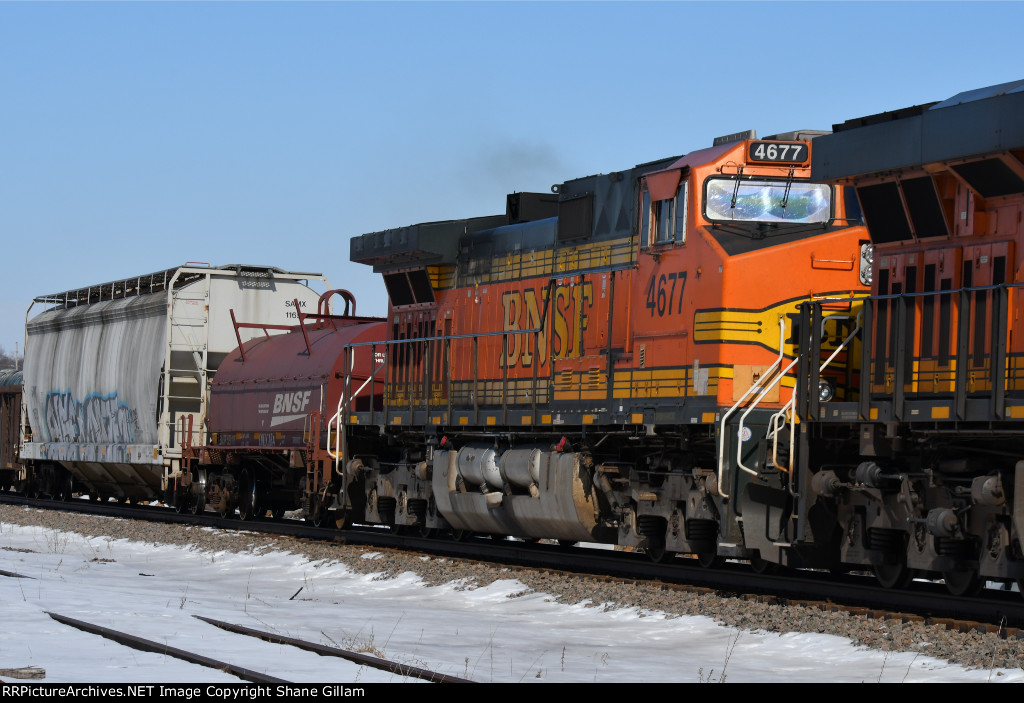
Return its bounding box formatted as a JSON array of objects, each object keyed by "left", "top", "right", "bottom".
[{"left": 4, "top": 505, "right": 1023, "bottom": 673}]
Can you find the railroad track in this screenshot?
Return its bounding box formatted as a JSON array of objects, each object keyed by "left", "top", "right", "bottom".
[
  {"left": 45, "top": 612, "right": 289, "bottom": 683},
  {"left": 194, "top": 616, "right": 472, "bottom": 683},
  {"left": 44, "top": 612, "right": 471, "bottom": 684},
  {"left": 6, "top": 492, "right": 1024, "bottom": 635}
]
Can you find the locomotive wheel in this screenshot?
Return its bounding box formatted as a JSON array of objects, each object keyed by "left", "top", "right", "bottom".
[
  {"left": 646, "top": 543, "right": 675, "bottom": 564},
  {"left": 749, "top": 554, "right": 778, "bottom": 575},
  {"left": 696, "top": 546, "right": 722, "bottom": 569},
  {"left": 943, "top": 569, "right": 983, "bottom": 597},
  {"left": 872, "top": 563, "right": 915, "bottom": 589}
]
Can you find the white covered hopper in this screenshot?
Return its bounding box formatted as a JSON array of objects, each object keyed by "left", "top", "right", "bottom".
[{"left": 21, "top": 264, "right": 328, "bottom": 502}]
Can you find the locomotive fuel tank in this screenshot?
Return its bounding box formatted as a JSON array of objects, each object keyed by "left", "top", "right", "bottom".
[
  {"left": 431, "top": 445, "right": 610, "bottom": 542},
  {"left": 21, "top": 264, "right": 329, "bottom": 502}
]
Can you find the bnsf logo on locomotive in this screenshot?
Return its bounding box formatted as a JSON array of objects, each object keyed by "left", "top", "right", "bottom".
[{"left": 501, "top": 282, "right": 594, "bottom": 368}]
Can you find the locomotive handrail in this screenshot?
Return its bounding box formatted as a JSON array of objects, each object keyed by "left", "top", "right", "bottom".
[
  {"left": 717, "top": 317, "right": 788, "bottom": 498},
  {"left": 342, "top": 313, "right": 551, "bottom": 423},
  {"left": 765, "top": 309, "right": 861, "bottom": 477},
  {"left": 326, "top": 355, "right": 386, "bottom": 463},
  {"left": 845, "top": 282, "right": 1014, "bottom": 423},
  {"left": 736, "top": 356, "right": 801, "bottom": 478}
]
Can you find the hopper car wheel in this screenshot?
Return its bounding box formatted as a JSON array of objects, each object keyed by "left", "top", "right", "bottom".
[
  {"left": 943, "top": 569, "right": 983, "bottom": 597},
  {"left": 57, "top": 475, "right": 74, "bottom": 502},
  {"left": 310, "top": 503, "right": 329, "bottom": 528},
  {"left": 218, "top": 501, "right": 234, "bottom": 519},
  {"left": 335, "top": 510, "right": 352, "bottom": 530},
  {"left": 191, "top": 470, "right": 208, "bottom": 515},
  {"left": 238, "top": 471, "right": 261, "bottom": 522},
  {"left": 418, "top": 527, "right": 437, "bottom": 538},
  {"left": 872, "top": 563, "right": 915, "bottom": 590},
  {"left": 174, "top": 487, "right": 190, "bottom": 514},
  {"left": 452, "top": 529, "right": 473, "bottom": 542},
  {"left": 272, "top": 508, "right": 285, "bottom": 520},
  {"left": 557, "top": 540, "right": 578, "bottom": 548}
]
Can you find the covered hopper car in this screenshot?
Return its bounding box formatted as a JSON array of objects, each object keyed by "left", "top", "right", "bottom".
[{"left": 16, "top": 264, "right": 334, "bottom": 504}]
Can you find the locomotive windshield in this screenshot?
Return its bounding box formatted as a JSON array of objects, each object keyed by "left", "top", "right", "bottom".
[{"left": 704, "top": 177, "right": 831, "bottom": 224}]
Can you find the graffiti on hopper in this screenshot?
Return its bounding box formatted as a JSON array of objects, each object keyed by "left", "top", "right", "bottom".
[{"left": 44, "top": 390, "right": 137, "bottom": 444}]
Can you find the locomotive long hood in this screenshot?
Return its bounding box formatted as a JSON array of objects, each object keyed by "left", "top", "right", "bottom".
[{"left": 813, "top": 79, "right": 1024, "bottom": 182}]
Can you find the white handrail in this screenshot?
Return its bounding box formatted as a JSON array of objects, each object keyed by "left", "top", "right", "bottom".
[
  {"left": 736, "top": 357, "right": 801, "bottom": 476},
  {"left": 766, "top": 310, "right": 861, "bottom": 477},
  {"left": 327, "top": 357, "right": 385, "bottom": 466},
  {"left": 718, "top": 307, "right": 862, "bottom": 493},
  {"left": 717, "top": 317, "right": 787, "bottom": 499}
]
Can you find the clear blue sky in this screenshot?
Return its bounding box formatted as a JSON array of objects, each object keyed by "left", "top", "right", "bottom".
[{"left": 2, "top": 1, "right": 1021, "bottom": 355}]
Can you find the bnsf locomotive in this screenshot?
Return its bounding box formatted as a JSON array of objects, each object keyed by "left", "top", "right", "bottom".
[
  {"left": 332, "top": 126, "right": 869, "bottom": 566},
  {"left": 6, "top": 79, "right": 1024, "bottom": 598},
  {"left": 800, "top": 79, "right": 1024, "bottom": 594}
]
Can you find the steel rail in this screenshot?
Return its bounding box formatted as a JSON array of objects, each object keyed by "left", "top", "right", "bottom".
[
  {"left": 45, "top": 612, "right": 289, "bottom": 683},
  {"left": 193, "top": 615, "right": 474, "bottom": 683}
]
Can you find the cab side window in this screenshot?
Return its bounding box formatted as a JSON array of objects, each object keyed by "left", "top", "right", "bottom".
[{"left": 642, "top": 181, "right": 688, "bottom": 248}]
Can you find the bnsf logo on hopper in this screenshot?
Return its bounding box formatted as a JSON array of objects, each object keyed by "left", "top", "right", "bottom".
[{"left": 273, "top": 391, "right": 312, "bottom": 414}]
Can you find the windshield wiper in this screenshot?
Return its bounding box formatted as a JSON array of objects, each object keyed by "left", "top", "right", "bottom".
[
  {"left": 780, "top": 169, "right": 795, "bottom": 216},
  {"left": 730, "top": 167, "right": 744, "bottom": 210}
]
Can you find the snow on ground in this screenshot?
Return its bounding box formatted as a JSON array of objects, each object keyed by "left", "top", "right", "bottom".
[{"left": 1, "top": 520, "right": 1021, "bottom": 683}]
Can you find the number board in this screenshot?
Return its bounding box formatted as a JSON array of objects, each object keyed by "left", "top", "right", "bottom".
[{"left": 748, "top": 141, "right": 808, "bottom": 164}]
